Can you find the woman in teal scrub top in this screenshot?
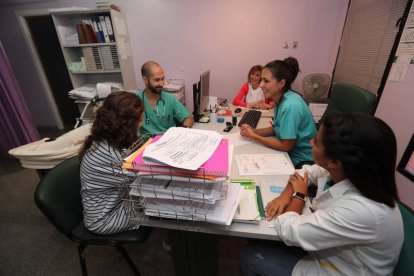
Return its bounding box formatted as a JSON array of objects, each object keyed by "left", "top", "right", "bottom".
[{"left": 240, "top": 57, "right": 316, "bottom": 168}]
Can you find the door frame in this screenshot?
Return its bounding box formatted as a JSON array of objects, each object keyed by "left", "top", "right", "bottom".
[{"left": 15, "top": 9, "right": 64, "bottom": 129}]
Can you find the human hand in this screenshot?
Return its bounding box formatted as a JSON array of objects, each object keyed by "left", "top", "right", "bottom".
[
  {"left": 289, "top": 172, "right": 308, "bottom": 195},
  {"left": 255, "top": 102, "right": 270, "bottom": 110},
  {"left": 248, "top": 101, "right": 261, "bottom": 109},
  {"left": 240, "top": 124, "right": 255, "bottom": 139},
  {"left": 265, "top": 194, "right": 291, "bottom": 221}
]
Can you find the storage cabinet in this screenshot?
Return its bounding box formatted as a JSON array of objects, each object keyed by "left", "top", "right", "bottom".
[{"left": 51, "top": 8, "right": 136, "bottom": 102}]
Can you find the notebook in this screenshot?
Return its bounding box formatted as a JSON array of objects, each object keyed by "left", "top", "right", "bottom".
[{"left": 125, "top": 136, "right": 229, "bottom": 179}]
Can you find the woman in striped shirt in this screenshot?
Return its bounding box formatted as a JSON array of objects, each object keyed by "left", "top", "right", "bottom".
[{"left": 79, "top": 91, "right": 145, "bottom": 234}]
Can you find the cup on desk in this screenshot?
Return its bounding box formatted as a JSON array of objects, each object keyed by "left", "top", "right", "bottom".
[{"left": 210, "top": 112, "right": 218, "bottom": 123}]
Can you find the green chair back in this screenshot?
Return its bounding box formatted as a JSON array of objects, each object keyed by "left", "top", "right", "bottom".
[
  {"left": 320, "top": 83, "right": 376, "bottom": 124},
  {"left": 394, "top": 202, "right": 414, "bottom": 275},
  {"left": 34, "top": 156, "right": 83, "bottom": 236}
]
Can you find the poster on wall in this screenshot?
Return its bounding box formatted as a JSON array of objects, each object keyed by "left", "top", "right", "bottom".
[
  {"left": 391, "top": 3, "right": 414, "bottom": 81},
  {"left": 395, "top": 3, "right": 414, "bottom": 63}
]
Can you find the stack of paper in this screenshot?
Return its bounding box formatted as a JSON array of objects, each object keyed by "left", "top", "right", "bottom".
[
  {"left": 125, "top": 128, "right": 230, "bottom": 180},
  {"left": 68, "top": 84, "right": 97, "bottom": 100},
  {"left": 122, "top": 127, "right": 242, "bottom": 225},
  {"left": 144, "top": 182, "right": 242, "bottom": 225},
  {"left": 130, "top": 178, "right": 223, "bottom": 203}
]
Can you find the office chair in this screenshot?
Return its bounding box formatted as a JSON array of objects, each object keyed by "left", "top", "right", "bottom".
[
  {"left": 319, "top": 83, "right": 376, "bottom": 126},
  {"left": 394, "top": 202, "right": 414, "bottom": 275},
  {"left": 34, "top": 156, "right": 150, "bottom": 276}
]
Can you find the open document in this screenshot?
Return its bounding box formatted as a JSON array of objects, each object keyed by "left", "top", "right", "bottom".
[
  {"left": 235, "top": 154, "right": 294, "bottom": 176},
  {"left": 143, "top": 127, "right": 222, "bottom": 170}
]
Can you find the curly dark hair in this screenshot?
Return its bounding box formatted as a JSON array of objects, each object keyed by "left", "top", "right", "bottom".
[
  {"left": 79, "top": 91, "right": 144, "bottom": 158},
  {"left": 322, "top": 112, "right": 399, "bottom": 207}
]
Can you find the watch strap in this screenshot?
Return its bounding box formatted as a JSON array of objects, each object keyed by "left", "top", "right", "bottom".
[{"left": 292, "top": 192, "right": 307, "bottom": 202}]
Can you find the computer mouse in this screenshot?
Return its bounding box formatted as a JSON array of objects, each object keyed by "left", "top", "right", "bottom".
[{"left": 234, "top": 108, "right": 242, "bottom": 113}]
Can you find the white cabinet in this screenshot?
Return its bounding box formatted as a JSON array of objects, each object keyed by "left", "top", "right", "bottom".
[{"left": 51, "top": 8, "right": 136, "bottom": 94}]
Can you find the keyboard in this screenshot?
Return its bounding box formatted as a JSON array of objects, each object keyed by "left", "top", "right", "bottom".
[{"left": 238, "top": 110, "right": 262, "bottom": 128}]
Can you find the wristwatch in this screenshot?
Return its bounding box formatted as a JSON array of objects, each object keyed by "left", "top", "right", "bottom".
[{"left": 292, "top": 192, "right": 307, "bottom": 202}]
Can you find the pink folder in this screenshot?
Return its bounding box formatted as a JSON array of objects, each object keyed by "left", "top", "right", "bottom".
[{"left": 130, "top": 136, "right": 229, "bottom": 179}]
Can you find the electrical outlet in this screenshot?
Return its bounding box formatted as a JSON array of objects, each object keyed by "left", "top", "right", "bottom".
[
  {"left": 283, "top": 41, "right": 289, "bottom": 49},
  {"left": 292, "top": 41, "right": 298, "bottom": 49}
]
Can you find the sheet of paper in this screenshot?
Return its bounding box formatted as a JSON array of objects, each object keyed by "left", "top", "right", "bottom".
[
  {"left": 232, "top": 186, "right": 260, "bottom": 223},
  {"left": 260, "top": 176, "right": 289, "bottom": 228},
  {"left": 223, "top": 132, "right": 250, "bottom": 147},
  {"left": 235, "top": 154, "right": 294, "bottom": 176},
  {"left": 143, "top": 127, "right": 222, "bottom": 170}
]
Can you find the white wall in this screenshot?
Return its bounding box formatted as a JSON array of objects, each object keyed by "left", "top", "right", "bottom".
[
  {"left": 0, "top": 0, "right": 347, "bottom": 126},
  {"left": 376, "top": 66, "right": 414, "bottom": 209}
]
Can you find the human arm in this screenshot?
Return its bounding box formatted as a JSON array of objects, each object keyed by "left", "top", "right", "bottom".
[
  {"left": 265, "top": 182, "right": 293, "bottom": 221},
  {"left": 239, "top": 124, "right": 296, "bottom": 152},
  {"left": 171, "top": 94, "right": 193, "bottom": 127},
  {"left": 182, "top": 115, "right": 194, "bottom": 128},
  {"left": 284, "top": 172, "right": 308, "bottom": 214},
  {"left": 232, "top": 83, "right": 249, "bottom": 107},
  {"left": 274, "top": 195, "right": 387, "bottom": 251}
]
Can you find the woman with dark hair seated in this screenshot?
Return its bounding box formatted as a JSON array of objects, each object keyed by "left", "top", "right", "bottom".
[
  {"left": 79, "top": 91, "right": 145, "bottom": 234},
  {"left": 240, "top": 57, "right": 316, "bottom": 169},
  {"left": 240, "top": 113, "right": 403, "bottom": 275}
]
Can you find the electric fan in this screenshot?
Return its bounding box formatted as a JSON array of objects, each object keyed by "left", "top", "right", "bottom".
[{"left": 302, "top": 73, "right": 331, "bottom": 103}]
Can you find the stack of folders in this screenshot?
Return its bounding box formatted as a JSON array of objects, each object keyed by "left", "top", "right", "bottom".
[
  {"left": 82, "top": 47, "right": 103, "bottom": 71},
  {"left": 82, "top": 46, "right": 119, "bottom": 71},
  {"left": 123, "top": 127, "right": 242, "bottom": 225},
  {"left": 100, "top": 45, "right": 120, "bottom": 70}
]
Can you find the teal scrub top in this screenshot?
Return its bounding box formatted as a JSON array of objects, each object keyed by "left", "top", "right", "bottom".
[
  {"left": 137, "top": 91, "right": 190, "bottom": 135},
  {"left": 273, "top": 90, "right": 316, "bottom": 166}
]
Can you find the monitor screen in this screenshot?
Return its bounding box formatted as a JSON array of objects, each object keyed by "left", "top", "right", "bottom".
[{"left": 200, "top": 70, "right": 210, "bottom": 113}]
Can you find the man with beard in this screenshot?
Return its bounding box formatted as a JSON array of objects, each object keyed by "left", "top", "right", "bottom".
[{"left": 137, "top": 61, "right": 194, "bottom": 135}]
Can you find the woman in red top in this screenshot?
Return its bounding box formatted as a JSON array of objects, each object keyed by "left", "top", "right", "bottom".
[{"left": 233, "top": 65, "right": 273, "bottom": 109}]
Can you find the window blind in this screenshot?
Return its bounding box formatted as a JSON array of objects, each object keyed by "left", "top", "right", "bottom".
[{"left": 333, "top": 0, "right": 407, "bottom": 94}]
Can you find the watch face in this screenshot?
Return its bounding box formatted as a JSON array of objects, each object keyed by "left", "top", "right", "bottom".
[{"left": 293, "top": 192, "right": 306, "bottom": 200}]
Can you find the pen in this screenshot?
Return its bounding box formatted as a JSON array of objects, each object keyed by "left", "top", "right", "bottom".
[
  {"left": 164, "top": 180, "right": 172, "bottom": 189},
  {"left": 269, "top": 120, "right": 274, "bottom": 127}
]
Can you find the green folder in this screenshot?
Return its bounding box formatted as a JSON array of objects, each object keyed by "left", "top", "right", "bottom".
[{"left": 256, "top": 186, "right": 265, "bottom": 219}]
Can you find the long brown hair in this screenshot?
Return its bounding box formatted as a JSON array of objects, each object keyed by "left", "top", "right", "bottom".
[{"left": 79, "top": 91, "right": 144, "bottom": 157}]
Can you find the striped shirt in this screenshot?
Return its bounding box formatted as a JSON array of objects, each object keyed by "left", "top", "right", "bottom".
[{"left": 80, "top": 141, "right": 139, "bottom": 234}]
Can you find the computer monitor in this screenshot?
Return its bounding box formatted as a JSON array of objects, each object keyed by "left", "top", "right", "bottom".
[
  {"left": 200, "top": 70, "right": 210, "bottom": 113},
  {"left": 193, "top": 70, "right": 210, "bottom": 121}
]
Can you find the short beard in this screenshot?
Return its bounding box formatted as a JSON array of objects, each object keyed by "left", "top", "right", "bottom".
[{"left": 147, "top": 84, "right": 163, "bottom": 94}]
